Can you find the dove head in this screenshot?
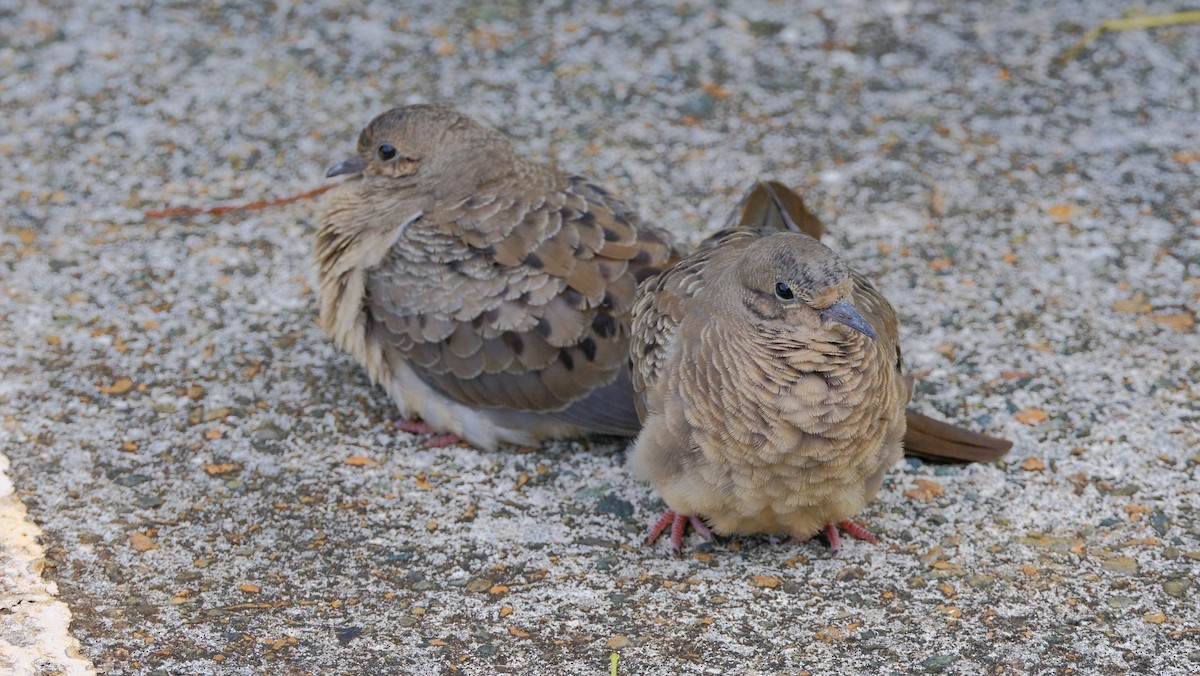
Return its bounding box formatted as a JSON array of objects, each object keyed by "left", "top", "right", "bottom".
[
  {"left": 326, "top": 104, "right": 518, "bottom": 193},
  {"left": 737, "top": 233, "right": 876, "bottom": 339}
]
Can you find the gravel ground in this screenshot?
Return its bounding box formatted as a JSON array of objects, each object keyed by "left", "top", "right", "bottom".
[{"left": 2, "top": 1, "right": 1198, "bottom": 674}]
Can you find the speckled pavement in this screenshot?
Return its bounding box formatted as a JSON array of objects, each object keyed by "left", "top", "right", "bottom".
[{"left": 2, "top": 1, "right": 1198, "bottom": 674}]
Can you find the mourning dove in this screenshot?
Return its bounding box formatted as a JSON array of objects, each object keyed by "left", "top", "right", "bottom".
[
  {"left": 315, "top": 104, "right": 678, "bottom": 450},
  {"left": 629, "top": 181, "right": 1009, "bottom": 555}
]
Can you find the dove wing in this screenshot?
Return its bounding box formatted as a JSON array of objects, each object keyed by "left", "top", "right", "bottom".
[
  {"left": 630, "top": 230, "right": 758, "bottom": 422},
  {"left": 364, "top": 174, "right": 676, "bottom": 436}
]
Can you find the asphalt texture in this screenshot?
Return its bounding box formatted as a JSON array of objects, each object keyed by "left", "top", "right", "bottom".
[{"left": 2, "top": 1, "right": 1198, "bottom": 674}]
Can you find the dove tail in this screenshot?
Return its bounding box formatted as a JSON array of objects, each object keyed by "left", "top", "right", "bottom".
[
  {"left": 903, "top": 410, "right": 1013, "bottom": 463},
  {"left": 728, "top": 180, "right": 824, "bottom": 239}
]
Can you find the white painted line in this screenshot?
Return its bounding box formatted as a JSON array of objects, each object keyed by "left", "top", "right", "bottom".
[{"left": 0, "top": 452, "right": 95, "bottom": 675}]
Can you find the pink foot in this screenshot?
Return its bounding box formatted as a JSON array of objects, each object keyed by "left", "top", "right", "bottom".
[
  {"left": 644, "top": 509, "right": 713, "bottom": 556},
  {"left": 836, "top": 519, "right": 880, "bottom": 543},
  {"left": 394, "top": 420, "right": 463, "bottom": 448},
  {"left": 820, "top": 519, "right": 881, "bottom": 554}
]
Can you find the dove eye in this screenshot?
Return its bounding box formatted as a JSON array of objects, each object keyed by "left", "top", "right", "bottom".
[
  {"left": 378, "top": 143, "right": 398, "bottom": 161},
  {"left": 774, "top": 282, "right": 795, "bottom": 300}
]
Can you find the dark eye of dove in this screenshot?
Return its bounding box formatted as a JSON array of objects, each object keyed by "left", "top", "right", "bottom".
[
  {"left": 774, "top": 282, "right": 795, "bottom": 300},
  {"left": 378, "top": 143, "right": 398, "bottom": 161}
]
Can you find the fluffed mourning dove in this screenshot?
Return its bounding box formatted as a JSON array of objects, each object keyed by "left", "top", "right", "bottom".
[
  {"left": 314, "top": 104, "right": 679, "bottom": 450},
  {"left": 629, "top": 181, "right": 1009, "bottom": 555}
]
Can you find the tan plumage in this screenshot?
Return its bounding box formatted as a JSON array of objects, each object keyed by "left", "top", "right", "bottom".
[
  {"left": 629, "top": 181, "right": 1008, "bottom": 554},
  {"left": 315, "top": 104, "right": 677, "bottom": 450}
]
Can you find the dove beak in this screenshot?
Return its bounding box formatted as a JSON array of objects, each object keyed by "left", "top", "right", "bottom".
[
  {"left": 325, "top": 157, "right": 367, "bottom": 178},
  {"left": 820, "top": 299, "right": 877, "bottom": 339}
]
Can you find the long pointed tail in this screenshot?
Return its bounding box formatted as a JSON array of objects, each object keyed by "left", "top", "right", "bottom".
[
  {"left": 904, "top": 410, "right": 1012, "bottom": 463},
  {"left": 725, "top": 180, "right": 824, "bottom": 239}
]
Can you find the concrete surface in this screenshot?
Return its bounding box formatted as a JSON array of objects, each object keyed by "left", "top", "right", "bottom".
[
  {"left": 2, "top": 0, "right": 1198, "bottom": 674},
  {"left": 0, "top": 453, "right": 92, "bottom": 675}
]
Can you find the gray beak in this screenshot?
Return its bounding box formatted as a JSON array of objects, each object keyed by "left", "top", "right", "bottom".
[
  {"left": 325, "top": 157, "right": 367, "bottom": 178},
  {"left": 820, "top": 299, "right": 876, "bottom": 340}
]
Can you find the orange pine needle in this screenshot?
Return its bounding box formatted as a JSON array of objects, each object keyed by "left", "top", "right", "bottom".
[{"left": 143, "top": 183, "right": 335, "bottom": 219}]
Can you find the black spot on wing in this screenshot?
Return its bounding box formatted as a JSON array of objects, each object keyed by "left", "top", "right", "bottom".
[
  {"left": 579, "top": 337, "right": 597, "bottom": 361},
  {"left": 560, "top": 288, "right": 584, "bottom": 308},
  {"left": 591, "top": 312, "right": 617, "bottom": 338},
  {"left": 507, "top": 332, "right": 524, "bottom": 356}
]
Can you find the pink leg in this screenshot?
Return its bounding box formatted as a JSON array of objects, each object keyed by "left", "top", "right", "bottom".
[
  {"left": 689, "top": 516, "right": 714, "bottom": 542},
  {"left": 394, "top": 420, "right": 463, "bottom": 448},
  {"left": 670, "top": 513, "right": 688, "bottom": 553},
  {"left": 644, "top": 510, "right": 713, "bottom": 555},
  {"left": 645, "top": 510, "right": 678, "bottom": 546},
  {"left": 836, "top": 519, "right": 880, "bottom": 543},
  {"left": 824, "top": 522, "right": 843, "bottom": 553},
  {"left": 795, "top": 520, "right": 881, "bottom": 554},
  {"left": 423, "top": 434, "right": 463, "bottom": 448},
  {"left": 394, "top": 420, "right": 438, "bottom": 434}
]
